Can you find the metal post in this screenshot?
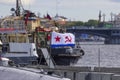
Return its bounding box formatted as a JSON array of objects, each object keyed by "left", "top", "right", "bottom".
[{"left": 98, "top": 48, "right": 101, "bottom": 72}]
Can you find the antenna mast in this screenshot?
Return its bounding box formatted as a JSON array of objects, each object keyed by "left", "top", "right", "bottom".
[
  {"left": 16, "top": 0, "right": 21, "bottom": 16},
  {"left": 56, "top": 0, "right": 60, "bottom": 15},
  {"left": 16, "top": 0, "right": 24, "bottom": 16}
]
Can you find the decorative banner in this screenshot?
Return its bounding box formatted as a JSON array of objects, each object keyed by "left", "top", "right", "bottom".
[{"left": 51, "top": 31, "right": 75, "bottom": 48}]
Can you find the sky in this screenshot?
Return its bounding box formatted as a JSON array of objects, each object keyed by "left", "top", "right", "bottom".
[{"left": 0, "top": 0, "right": 120, "bottom": 21}]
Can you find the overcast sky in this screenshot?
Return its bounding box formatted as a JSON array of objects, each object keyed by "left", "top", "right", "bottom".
[{"left": 0, "top": 0, "right": 120, "bottom": 21}]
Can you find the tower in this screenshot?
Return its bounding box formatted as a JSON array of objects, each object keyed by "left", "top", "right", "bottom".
[{"left": 99, "top": 10, "right": 102, "bottom": 23}]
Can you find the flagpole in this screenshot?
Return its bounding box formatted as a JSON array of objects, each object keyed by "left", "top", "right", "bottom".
[
  {"left": 50, "top": 31, "right": 52, "bottom": 58},
  {"left": 49, "top": 31, "right": 55, "bottom": 68},
  {"left": 48, "top": 31, "right": 52, "bottom": 68}
]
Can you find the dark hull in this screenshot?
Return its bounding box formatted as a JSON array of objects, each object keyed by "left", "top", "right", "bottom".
[
  {"left": 37, "top": 48, "right": 84, "bottom": 65},
  {"left": 37, "top": 55, "right": 81, "bottom": 66},
  {"left": 52, "top": 55, "right": 81, "bottom": 65},
  {"left": 5, "top": 56, "right": 38, "bottom": 66}
]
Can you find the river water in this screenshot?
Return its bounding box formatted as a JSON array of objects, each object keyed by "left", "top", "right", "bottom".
[{"left": 74, "top": 42, "right": 120, "bottom": 68}]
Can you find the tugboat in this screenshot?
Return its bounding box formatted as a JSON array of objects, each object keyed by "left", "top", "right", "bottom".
[
  {"left": 0, "top": 0, "right": 84, "bottom": 66},
  {"left": 35, "top": 27, "right": 85, "bottom": 65}
]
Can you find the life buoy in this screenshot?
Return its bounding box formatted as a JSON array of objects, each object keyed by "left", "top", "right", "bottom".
[{"left": 80, "top": 49, "right": 85, "bottom": 56}]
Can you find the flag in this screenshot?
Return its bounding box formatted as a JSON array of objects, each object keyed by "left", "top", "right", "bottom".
[
  {"left": 51, "top": 31, "right": 75, "bottom": 48},
  {"left": 24, "top": 11, "right": 30, "bottom": 26},
  {"left": 46, "top": 13, "right": 52, "bottom": 20}
]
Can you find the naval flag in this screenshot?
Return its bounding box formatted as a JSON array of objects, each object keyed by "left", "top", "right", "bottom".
[{"left": 51, "top": 31, "right": 75, "bottom": 48}]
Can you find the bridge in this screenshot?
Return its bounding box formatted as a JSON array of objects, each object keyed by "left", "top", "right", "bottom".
[{"left": 66, "top": 27, "right": 120, "bottom": 44}]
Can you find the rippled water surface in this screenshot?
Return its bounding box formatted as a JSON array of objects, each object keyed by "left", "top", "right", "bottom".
[{"left": 74, "top": 44, "right": 120, "bottom": 68}]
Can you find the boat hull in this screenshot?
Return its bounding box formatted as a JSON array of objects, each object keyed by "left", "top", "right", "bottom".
[
  {"left": 52, "top": 55, "right": 81, "bottom": 65},
  {"left": 0, "top": 66, "right": 70, "bottom": 80},
  {"left": 37, "top": 48, "right": 84, "bottom": 65}
]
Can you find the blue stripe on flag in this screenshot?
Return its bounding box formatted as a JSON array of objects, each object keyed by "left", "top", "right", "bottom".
[{"left": 51, "top": 44, "right": 75, "bottom": 48}]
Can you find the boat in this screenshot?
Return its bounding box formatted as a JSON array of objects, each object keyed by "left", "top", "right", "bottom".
[
  {"left": 0, "top": 0, "right": 85, "bottom": 66},
  {"left": 35, "top": 27, "right": 85, "bottom": 65},
  {"left": 0, "top": 66, "right": 70, "bottom": 80},
  {"left": 0, "top": 27, "right": 38, "bottom": 66}
]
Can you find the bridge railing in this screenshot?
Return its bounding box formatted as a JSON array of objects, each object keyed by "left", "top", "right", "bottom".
[{"left": 66, "top": 26, "right": 120, "bottom": 30}]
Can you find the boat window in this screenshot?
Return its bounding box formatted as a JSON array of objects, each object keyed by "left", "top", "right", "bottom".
[
  {"left": 2, "top": 44, "right": 9, "bottom": 53},
  {"left": 0, "top": 45, "right": 2, "bottom": 53}
]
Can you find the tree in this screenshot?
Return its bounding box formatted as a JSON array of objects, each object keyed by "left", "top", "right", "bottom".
[
  {"left": 65, "top": 21, "right": 84, "bottom": 27},
  {"left": 84, "top": 19, "right": 98, "bottom": 27},
  {"left": 65, "top": 19, "right": 98, "bottom": 28},
  {"left": 73, "top": 21, "right": 84, "bottom": 26}
]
